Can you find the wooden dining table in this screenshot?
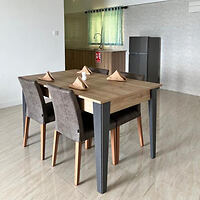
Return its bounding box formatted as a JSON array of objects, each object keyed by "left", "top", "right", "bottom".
[{"left": 21, "top": 69, "right": 161, "bottom": 194}]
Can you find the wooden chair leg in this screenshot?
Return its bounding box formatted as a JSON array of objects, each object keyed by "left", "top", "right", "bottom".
[
  {"left": 41, "top": 124, "right": 46, "bottom": 160},
  {"left": 111, "top": 126, "right": 120, "bottom": 165},
  {"left": 74, "top": 142, "right": 82, "bottom": 186},
  {"left": 52, "top": 130, "right": 60, "bottom": 167},
  {"left": 137, "top": 116, "right": 144, "bottom": 147},
  {"left": 23, "top": 116, "right": 30, "bottom": 147},
  {"left": 85, "top": 138, "right": 92, "bottom": 149}
]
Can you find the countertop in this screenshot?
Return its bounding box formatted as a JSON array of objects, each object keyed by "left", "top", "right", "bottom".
[{"left": 66, "top": 48, "right": 127, "bottom": 52}]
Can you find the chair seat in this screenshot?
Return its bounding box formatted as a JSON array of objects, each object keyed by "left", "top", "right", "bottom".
[
  {"left": 81, "top": 112, "right": 116, "bottom": 142},
  {"left": 45, "top": 102, "right": 55, "bottom": 123},
  {"left": 111, "top": 105, "right": 141, "bottom": 126}
]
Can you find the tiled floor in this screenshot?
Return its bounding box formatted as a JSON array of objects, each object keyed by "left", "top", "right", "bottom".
[{"left": 0, "top": 89, "right": 200, "bottom": 200}]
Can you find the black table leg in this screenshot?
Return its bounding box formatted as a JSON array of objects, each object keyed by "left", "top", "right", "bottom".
[
  {"left": 93, "top": 102, "right": 110, "bottom": 194},
  {"left": 22, "top": 91, "right": 26, "bottom": 135},
  {"left": 148, "top": 89, "right": 157, "bottom": 159}
]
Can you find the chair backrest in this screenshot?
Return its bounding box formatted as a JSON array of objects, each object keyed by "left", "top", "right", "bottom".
[
  {"left": 18, "top": 77, "right": 46, "bottom": 123},
  {"left": 47, "top": 85, "right": 84, "bottom": 142},
  {"left": 120, "top": 72, "right": 145, "bottom": 81},
  {"left": 120, "top": 72, "right": 144, "bottom": 113},
  {"left": 89, "top": 67, "right": 109, "bottom": 75}
]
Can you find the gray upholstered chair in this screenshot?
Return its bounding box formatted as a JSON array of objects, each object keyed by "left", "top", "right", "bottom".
[
  {"left": 18, "top": 77, "right": 55, "bottom": 160},
  {"left": 120, "top": 72, "right": 144, "bottom": 81},
  {"left": 89, "top": 67, "right": 109, "bottom": 75},
  {"left": 47, "top": 85, "right": 116, "bottom": 186},
  {"left": 110, "top": 72, "right": 145, "bottom": 165}
]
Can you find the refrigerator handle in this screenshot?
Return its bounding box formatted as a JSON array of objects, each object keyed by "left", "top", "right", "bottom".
[
  {"left": 130, "top": 52, "right": 138, "bottom": 55},
  {"left": 129, "top": 52, "right": 147, "bottom": 55}
]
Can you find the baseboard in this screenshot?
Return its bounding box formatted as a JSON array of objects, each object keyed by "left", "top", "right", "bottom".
[
  {"left": 161, "top": 86, "right": 200, "bottom": 97},
  {"left": 0, "top": 99, "right": 21, "bottom": 109}
]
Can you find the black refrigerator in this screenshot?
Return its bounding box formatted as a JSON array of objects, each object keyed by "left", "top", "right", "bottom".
[{"left": 129, "top": 36, "right": 161, "bottom": 83}]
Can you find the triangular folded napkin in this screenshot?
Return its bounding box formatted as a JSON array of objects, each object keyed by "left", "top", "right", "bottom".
[
  {"left": 69, "top": 77, "right": 89, "bottom": 91},
  {"left": 107, "top": 70, "right": 126, "bottom": 82},
  {"left": 77, "top": 66, "right": 92, "bottom": 75},
  {"left": 38, "top": 71, "right": 55, "bottom": 82}
]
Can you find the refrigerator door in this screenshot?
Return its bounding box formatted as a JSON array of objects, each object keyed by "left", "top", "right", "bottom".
[
  {"left": 147, "top": 37, "right": 161, "bottom": 83},
  {"left": 129, "top": 37, "right": 149, "bottom": 53},
  {"left": 129, "top": 54, "right": 148, "bottom": 80}
]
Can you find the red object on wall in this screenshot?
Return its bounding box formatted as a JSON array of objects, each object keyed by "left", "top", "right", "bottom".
[{"left": 95, "top": 52, "right": 102, "bottom": 63}]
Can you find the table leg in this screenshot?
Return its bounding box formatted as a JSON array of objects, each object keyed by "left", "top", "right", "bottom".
[
  {"left": 93, "top": 102, "right": 110, "bottom": 194},
  {"left": 22, "top": 92, "right": 26, "bottom": 135},
  {"left": 148, "top": 89, "right": 157, "bottom": 159}
]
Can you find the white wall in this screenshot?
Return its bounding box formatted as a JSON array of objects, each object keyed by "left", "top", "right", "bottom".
[
  {"left": 123, "top": 0, "right": 200, "bottom": 96},
  {"left": 0, "top": 0, "right": 65, "bottom": 108}
]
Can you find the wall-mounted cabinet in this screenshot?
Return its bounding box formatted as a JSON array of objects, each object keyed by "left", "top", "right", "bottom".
[{"left": 65, "top": 49, "right": 126, "bottom": 74}]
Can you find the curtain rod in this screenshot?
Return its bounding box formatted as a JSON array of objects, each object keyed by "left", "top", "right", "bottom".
[{"left": 85, "top": 6, "right": 128, "bottom": 14}]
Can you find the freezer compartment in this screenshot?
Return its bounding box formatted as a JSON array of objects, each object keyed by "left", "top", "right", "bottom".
[{"left": 129, "top": 37, "right": 149, "bottom": 53}]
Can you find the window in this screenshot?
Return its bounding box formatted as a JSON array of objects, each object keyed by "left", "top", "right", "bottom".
[{"left": 88, "top": 7, "right": 123, "bottom": 46}]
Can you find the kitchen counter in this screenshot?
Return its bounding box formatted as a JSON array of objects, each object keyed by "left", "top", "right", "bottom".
[
  {"left": 66, "top": 48, "right": 126, "bottom": 52},
  {"left": 65, "top": 48, "right": 126, "bottom": 73}
]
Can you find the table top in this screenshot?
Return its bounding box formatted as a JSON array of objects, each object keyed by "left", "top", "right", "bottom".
[{"left": 21, "top": 69, "right": 161, "bottom": 113}]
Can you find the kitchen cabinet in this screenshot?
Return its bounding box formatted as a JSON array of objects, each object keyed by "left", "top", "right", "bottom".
[{"left": 65, "top": 49, "right": 126, "bottom": 74}]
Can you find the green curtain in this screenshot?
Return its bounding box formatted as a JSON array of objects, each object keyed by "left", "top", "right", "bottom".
[
  {"left": 102, "top": 8, "right": 123, "bottom": 45},
  {"left": 88, "top": 7, "right": 123, "bottom": 46},
  {"left": 88, "top": 12, "right": 102, "bottom": 45}
]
